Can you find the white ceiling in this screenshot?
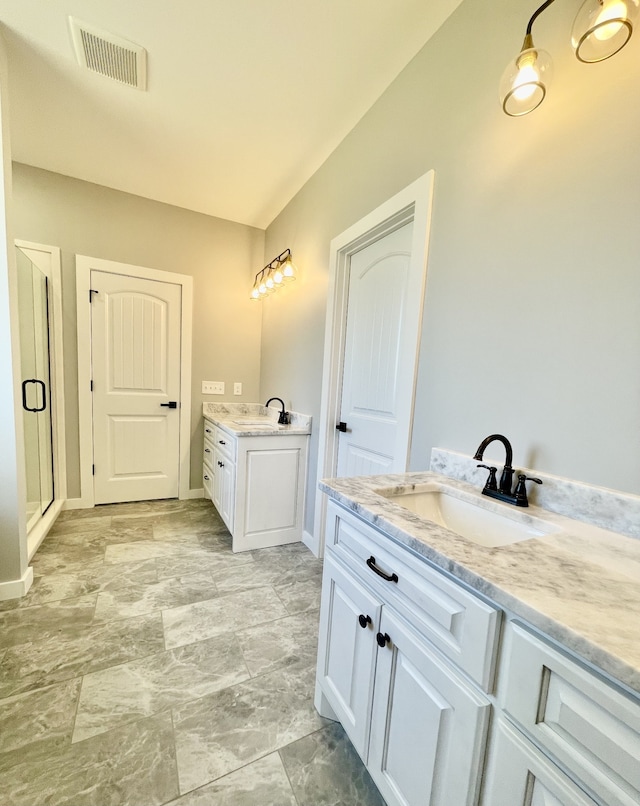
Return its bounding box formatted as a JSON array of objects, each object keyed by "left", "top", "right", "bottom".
[{"left": 1, "top": 0, "right": 463, "bottom": 228}]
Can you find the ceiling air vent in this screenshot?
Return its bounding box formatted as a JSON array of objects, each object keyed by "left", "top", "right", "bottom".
[{"left": 69, "top": 17, "right": 147, "bottom": 90}]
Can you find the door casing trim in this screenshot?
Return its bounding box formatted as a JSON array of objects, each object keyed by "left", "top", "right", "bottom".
[
  {"left": 15, "top": 240, "right": 67, "bottom": 558},
  {"left": 312, "top": 171, "right": 434, "bottom": 557},
  {"left": 76, "top": 255, "right": 193, "bottom": 507}
]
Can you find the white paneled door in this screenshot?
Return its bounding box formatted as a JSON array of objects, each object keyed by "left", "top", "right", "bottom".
[
  {"left": 91, "top": 271, "right": 182, "bottom": 504},
  {"left": 337, "top": 221, "right": 415, "bottom": 477}
]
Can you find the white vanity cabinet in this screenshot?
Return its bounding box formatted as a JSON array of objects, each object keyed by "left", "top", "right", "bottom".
[
  {"left": 203, "top": 417, "right": 308, "bottom": 552},
  {"left": 316, "top": 501, "right": 496, "bottom": 806}
]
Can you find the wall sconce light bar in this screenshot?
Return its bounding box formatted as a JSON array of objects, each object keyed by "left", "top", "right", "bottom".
[
  {"left": 250, "top": 248, "right": 298, "bottom": 301},
  {"left": 500, "top": 0, "right": 638, "bottom": 117}
]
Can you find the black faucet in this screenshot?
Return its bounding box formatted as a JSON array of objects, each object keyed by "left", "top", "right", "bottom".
[
  {"left": 473, "top": 434, "right": 542, "bottom": 507},
  {"left": 265, "top": 397, "right": 290, "bottom": 425}
]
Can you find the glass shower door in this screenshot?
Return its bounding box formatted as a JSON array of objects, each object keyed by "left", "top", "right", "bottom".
[{"left": 16, "top": 248, "right": 54, "bottom": 530}]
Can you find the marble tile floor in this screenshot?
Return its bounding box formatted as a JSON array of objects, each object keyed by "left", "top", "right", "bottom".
[{"left": 0, "top": 498, "right": 385, "bottom": 806}]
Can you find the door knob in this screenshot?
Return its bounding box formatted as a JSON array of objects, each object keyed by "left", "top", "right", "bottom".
[
  {"left": 336, "top": 421, "right": 347, "bottom": 432},
  {"left": 160, "top": 401, "right": 178, "bottom": 408}
]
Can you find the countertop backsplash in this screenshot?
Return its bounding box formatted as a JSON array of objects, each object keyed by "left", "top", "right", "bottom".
[
  {"left": 202, "top": 402, "right": 312, "bottom": 430},
  {"left": 431, "top": 448, "right": 640, "bottom": 540}
]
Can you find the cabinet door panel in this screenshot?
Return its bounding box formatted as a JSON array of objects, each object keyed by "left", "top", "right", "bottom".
[
  {"left": 501, "top": 623, "right": 640, "bottom": 806},
  {"left": 482, "top": 719, "right": 599, "bottom": 806},
  {"left": 316, "top": 555, "right": 382, "bottom": 759},
  {"left": 369, "top": 610, "right": 490, "bottom": 806}
]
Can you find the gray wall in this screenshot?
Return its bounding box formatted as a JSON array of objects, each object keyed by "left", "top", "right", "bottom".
[
  {"left": 261, "top": 0, "right": 640, "bottom": 537},
  {"left": 12, "top": 164, "right": 265, "bottom": 497}
]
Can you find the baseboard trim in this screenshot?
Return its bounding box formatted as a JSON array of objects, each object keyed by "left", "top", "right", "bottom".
[
  {"left": 63, "top": 498, "right": 94, "bottom": 510},
  {"left": 0, "top": 566, "right": 34, "bottom": 602},
  {"left": 181, "top": 488, "right": 204, "bottom": 500},
  {"left": 302, "top": 529, "right": 321, "bottom": 558}
]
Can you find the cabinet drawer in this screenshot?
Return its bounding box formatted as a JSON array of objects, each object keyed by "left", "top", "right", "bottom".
[
  {"left": 203, "top": 421, "right": 216, "bottom": 442},
  {"left": 500, "top": 622, "right": 640, "bottom": 806},
  {"left": 482, "top": 718, "right": 599, "bottom": 806},
  {"left": 203, "top": 436, "right": 215, "bottom": 471},
  {"left": 327, "top": 501, "right": 499, "bottom": 691},
  {"left": 214, "top": 427, "right": 236, "bottom": 461}
]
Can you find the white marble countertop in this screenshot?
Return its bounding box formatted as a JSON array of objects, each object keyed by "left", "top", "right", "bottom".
[
  {"left": 203, "top": 403, "right": 311, "bottom": 438},
  {"left": 319, "top": 471, "right": 640, "bottom": 696}
]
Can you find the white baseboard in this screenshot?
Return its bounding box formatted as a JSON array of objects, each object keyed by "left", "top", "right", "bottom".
[
  {"left": 63, "top": 497, "right": 94, "bottom": 510},
  {"left": 302, "top": 529, "right": 321, "bottom": 558},
  {"left": 0, "top": 566, "right": 34, "bottom": 601},
  {"left": 181, "top": 488, "right": 204, "bottom": 500}
]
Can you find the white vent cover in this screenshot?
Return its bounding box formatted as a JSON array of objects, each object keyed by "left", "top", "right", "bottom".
[{"left": 69, "top": 17, "right": 147, "bottom": 90}]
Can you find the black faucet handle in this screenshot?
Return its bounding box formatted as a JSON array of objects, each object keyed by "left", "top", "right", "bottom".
[
  {"left": 514, "top": 474, "right": 543, "bottom": 506},
  {"left": 477, "top": 464, "right": 498, "bottom": 491}
]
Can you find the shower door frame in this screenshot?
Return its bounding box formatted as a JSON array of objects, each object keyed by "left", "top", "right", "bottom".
[{"left": 15, "top": 240, "right": 67, "bottom": 560}]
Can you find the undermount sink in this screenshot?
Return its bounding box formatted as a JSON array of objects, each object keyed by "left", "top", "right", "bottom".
[
  {"left": 375, "top": 482, "right": 561, "bottom": 548},
  {"left": 232, "top": 418, "right": 279, "bottom": 428}
]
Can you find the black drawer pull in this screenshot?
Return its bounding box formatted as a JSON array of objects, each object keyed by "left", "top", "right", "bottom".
[
  {"left": 376, "top": 632, "right": 391, "bottom": 648},
  {"left": 358, "top": 614, "right": 372, "bottom": 629},
  {"left": 203, "top": 474, "right": 210, "bottom": 481},
  {"left": 366, "top": 556, "right": 398, "bottom": 583},
  {"left": 219, "top": 439, "right": 226, "bottom": 445},
  {"left": 204, "top": 448, "right": 211, "bottom": 453},
  {"left": 205, "top": 428, "right": 212, "bottom": 434}
]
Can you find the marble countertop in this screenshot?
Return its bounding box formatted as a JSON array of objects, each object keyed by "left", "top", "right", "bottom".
[
  {"left": 319, "top": 471, "right": 640, "bottom": 697},
  {"left": 203, "top": 403, "right": 311, "bottom": 438}
]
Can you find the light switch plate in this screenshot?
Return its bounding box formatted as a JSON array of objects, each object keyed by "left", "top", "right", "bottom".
[
  {"left": 233, "top": 382, "right": 242, "bottom": 395},
  {"left": 202, "top": 381, "right": 224, "bottom": 395}
]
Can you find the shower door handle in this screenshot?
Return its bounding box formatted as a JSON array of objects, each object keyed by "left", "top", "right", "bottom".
[{"left": 22, "top": 379, "right": 47, "bottom": 412}]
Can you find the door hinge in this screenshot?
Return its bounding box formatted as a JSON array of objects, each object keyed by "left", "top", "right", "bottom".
[
  {"left": 92, "top": 464, "right": 95, "bottom": 476},
  {"left": 89, "top": 289, "right": 98, "bottom": 302}
]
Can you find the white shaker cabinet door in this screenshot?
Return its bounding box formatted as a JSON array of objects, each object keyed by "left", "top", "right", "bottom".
[
  {"left": 482, "top": 719, "right": 599, "bottom": 806},
  {"left": 368, "top": 610, "right": 490, "bottom": 806},
  {"left": 316, "top": 555, "right": 382, "bottom": 760}
]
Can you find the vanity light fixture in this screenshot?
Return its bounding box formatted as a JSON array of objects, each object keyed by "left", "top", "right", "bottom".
[
  {"left": 500, "top": 0, "right": 638, "bottom": 116},
  {"left": 250, "top": 248, "right": 298, "bottom": 301}
]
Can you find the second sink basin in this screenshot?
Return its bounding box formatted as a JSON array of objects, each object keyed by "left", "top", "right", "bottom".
[
  {"left": 232, "top": 418, "right": 279, "bottom": 428},
  {"left": 375, "top": 482, "right": 561, "bottom": 547}
]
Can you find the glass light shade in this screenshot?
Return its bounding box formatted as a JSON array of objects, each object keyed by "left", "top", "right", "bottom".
[
  {"left": 250, "top": 284, "right": 260, "bottom": 300},
  {"left": 500, "top": 47, "right": 553, "bottom": 116},
  {"left": 265, "top": 271, "right": 275, "bottom": 290},
  {"left": 572, "top": 0, "right": 638, "bottom": 62},
  {"left": 272, "top": 267, "right": 284, "bottom": 285},
  {"left": 281, "top": 257, "right": 298, "bottom": 282}
]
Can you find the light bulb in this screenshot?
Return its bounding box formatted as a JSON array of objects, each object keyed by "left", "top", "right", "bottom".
[
  {"left": 512, "top": 53, "right": 539, "bottom": 101},
  {"left": 265, "top": 274, "right": 274, "bottom": 290},
  {"left": 273, "top": 268, "right": 284, "bottom": 284},
  {"left": 250, "top": 286, "right": 260, "bottom": 300},
  {"left": 594, "top": 0, "right": 627, "bottom": 39},
  {"left": 572, "top": 0, "right": 637, "bottom": 62}
]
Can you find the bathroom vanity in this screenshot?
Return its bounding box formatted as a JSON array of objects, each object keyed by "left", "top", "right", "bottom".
[
  {"left": 316, "top": 457, "right": 640, "bottom": 806},
  {"left": 202, "top": 403, "right": 311, "bottom": 552}
]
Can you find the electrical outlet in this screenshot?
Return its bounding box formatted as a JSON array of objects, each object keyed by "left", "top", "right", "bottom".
[
  {"left": 233, "top": 382, "right": 242, "bottom": 396},
  {"left": 202, "top": 381, "right": 224, "bottom": 395}
]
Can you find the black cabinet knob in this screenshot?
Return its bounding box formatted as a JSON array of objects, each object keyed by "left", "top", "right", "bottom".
[
  {"left": 358, "top": 614, "right": 372, "bottom": 629},
  {"left": 376, "top": 632, "right": 391, "bottom": 648}
]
